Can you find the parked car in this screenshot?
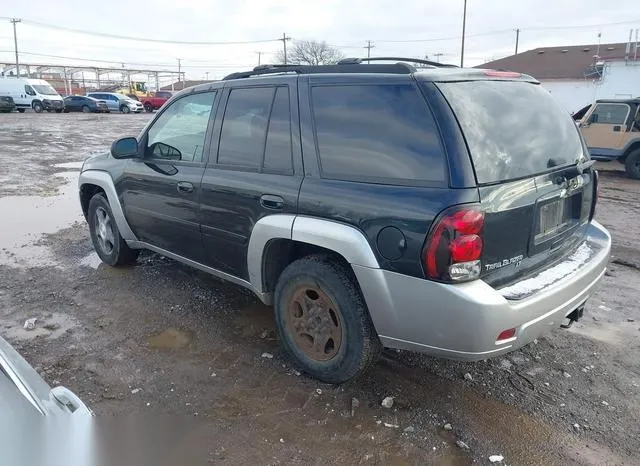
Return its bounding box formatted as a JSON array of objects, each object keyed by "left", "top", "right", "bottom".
[
  {"left": 0, "top": 77, "right": 64, "bottom": 113},
  {"left": 85, "top": 92, "right": 144, "bottom": 113},
  {"left": 63, "top": 95, "right": 110, "bottom": 113},
  {"left": 0, "top": 95, "right": 16, "bottom": 113},
  {"left": 578, "top": 98, "right": 640, "bottom": 179},
  {"left": 0, "top": 334, "right": 90, "bottom": 416},
  {"left": 78, "top": 59, "right": 610, "bottom": 383},
  {"left": 138, "top": 91, "right": 173, "bottom": 112}
]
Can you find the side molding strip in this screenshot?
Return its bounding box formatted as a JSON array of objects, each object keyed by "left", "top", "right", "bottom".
[
  {"left": 78, "top": 170, "right": 138, "bottom": 242},
  {"left": 127, "top": 240, "right": 271, "bottom": 304}
]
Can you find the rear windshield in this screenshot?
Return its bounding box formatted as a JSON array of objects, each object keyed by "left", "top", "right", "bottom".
[{"left": 438, "top": 81, "right": 584, "bottom": 184}]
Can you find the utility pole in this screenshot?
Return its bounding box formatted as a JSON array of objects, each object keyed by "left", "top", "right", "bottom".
[
  {"left": 364, "top": 40, "right": 375, "bottom": 63},
  {"left": 177, "top": 58, "right": 182, "bottom": 85},
  {"left": 10, "top": 18, "right": 21, "bottom": 77},
  {"left": 434, "top": 52, "right": 444, "bottom": 63},
  {"left": 515, "top": 28, "right": 520, "bottom": 55},
  {"left": 460, "top": 0, "right": 467, "bottom": 67},
  {"left": 256, "top": 51, "right": 263, "bottom": 66},
  {"left": 279, "top": 33, "right": 291, "bottom": 64},
  {"left": 205, "top": 72, "right": 210, "bottom": 80}
]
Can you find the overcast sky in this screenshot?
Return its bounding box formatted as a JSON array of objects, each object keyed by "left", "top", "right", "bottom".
[{"left": 1, "top": 0, "right": 639, "bottom": 85}]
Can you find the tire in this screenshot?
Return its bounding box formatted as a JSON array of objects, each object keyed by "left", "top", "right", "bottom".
[
  {"left": 144, "top": 103, "right": 153, "bottom": 112},
  {"left": 120, "top": 105, "right": 130, "bottom": 114},
  {"left": 32, "top": 101, "right": 43, "bottom": 113},
  {"left": 274, "top": 255, "right": 381, "bottom": 384},
  {"left": 63, "top": 108, "right": 70, "bottom": 113},
  {"left": 17, "top": 108, "right": 25, "bottom": 113},
  {"left": 624, "top": 149, "right": 640, "bottom": 179},
  {"left": 55, "top": 109, "right": 62, "bottom": 113},
  {"left": 87, "top": 193, "right": 139, "bottom": 266},
  {"left": 82, "top": 105, "right": 91, "bottom": 113}
]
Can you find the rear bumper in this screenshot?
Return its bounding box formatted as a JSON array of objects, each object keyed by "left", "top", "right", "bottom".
[{"left": 354, "top": 221, "right": 611, "bottom": 360}]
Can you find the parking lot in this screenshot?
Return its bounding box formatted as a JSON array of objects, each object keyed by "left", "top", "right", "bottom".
[{"left": 1, "top": 112, "right": 639, "bottom": 465}]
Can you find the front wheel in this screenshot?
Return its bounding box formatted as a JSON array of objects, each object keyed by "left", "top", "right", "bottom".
[
  {"left": 55, "top": 109, "right": 62, "bottom": 113},
  {"left": 88, "top": 193, "right": 139, "bottom": 266},
  {"left": 274, "top": 255, "right": 381, "bottom": 384},
  {"left": 144, "top": 103, "right": 153, "bottom": 112},
  {"left": 120, "top": 105, "right": 131, "bottom": 114},
  {"left": 32, "top": 101, "right": 43, "bottom": 113},
  {"left": 624, "top": 149, "right": 640, "bottom": 179},
  {"left": 82, "top": 105, "right": 91, "bottom": 113}
]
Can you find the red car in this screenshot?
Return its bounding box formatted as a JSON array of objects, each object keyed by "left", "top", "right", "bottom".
[{"left": 138, "top": 91, "right": 173, "bottom": 112}]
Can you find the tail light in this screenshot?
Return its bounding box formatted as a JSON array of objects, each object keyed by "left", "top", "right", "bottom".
[
  {"left": 589, "top": 170, "right": 599, "bottom": 221},
  {"left": 424, "top": 205, "right": 484, "bottom": 283}
]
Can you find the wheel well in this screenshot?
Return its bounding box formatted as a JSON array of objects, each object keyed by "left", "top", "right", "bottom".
[
  {"left": 261, "top": 239, "right": 352, "bottom": 293},
  {"left": 79, "top": 183, "right": 105, "bottom": 219},
  {"left": 620, "top": 141, "right": 640, "bottom": 162}
]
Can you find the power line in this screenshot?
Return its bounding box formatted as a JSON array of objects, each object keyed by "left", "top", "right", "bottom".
[
  {"left": 11, "top": 18, "right": 281, "bottom": 46},
  {"left": 0, "top": 50, "right": 253, "bottom": 69}
]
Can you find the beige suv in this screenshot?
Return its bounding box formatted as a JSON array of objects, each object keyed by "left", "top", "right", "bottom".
[{"left": 579, "top": 98, "right": 640, "bottom": 178}]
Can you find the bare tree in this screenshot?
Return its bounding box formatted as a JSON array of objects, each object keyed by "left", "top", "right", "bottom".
[{"left": 275, "top": 40, "right": 344, "bottom": 66}]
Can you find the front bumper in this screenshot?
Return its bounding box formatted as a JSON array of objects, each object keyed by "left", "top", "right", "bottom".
[{"left": 354, "top": 221, "right": 611, "bottom": 360}]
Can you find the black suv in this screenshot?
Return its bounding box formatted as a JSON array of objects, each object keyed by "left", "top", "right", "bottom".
[{"left": 79, "top": 58, "right": 610, "bottom": 383}]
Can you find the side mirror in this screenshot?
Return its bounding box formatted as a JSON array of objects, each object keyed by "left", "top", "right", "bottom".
[{"left": 111, "top": 137, "right": 139, "bottom": 159}]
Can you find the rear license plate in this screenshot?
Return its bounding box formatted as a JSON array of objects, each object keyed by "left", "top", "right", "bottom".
[{"left": 538, "top": 199, "right": 566, "bottom": 236}]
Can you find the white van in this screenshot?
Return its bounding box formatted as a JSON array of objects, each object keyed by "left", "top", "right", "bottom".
[{"left": 0, "top": 77, "right": 64, "bottom": 113}]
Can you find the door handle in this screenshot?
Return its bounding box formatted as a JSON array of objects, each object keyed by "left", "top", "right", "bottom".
[
  {"left": 260, "top": 194, "right": 284, "bottom": 210},
  {"left": 177, "top": 181, "right": 194, "bottom": 193},
  {"left": 613, "top": 125, "right": 621, "bottom": 132}
]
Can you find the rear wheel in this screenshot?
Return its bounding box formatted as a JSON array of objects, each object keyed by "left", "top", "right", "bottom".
[
  {"left": 144, "top": 102, "right": 153, "bottom": 112},
  {"left": 274, "top": 255, "right": 381, "bottom": 383},
  {"left": 55, "top": 109, "right": 62, "bottom": 113},
  {"left": 32, "top": 101, "right": 43, "bottom": 113},
  {"left": 88, "top": 193, "right": 139, "bottom": 266},
  {"left": 120, "top": 105, "right": 130, "bottom": 114},
  {"left": 17, "top": 108, "right": 25, "bottom": 113},
  {"left": 624, "top": 149, "right": 640, "bottom": 179}
]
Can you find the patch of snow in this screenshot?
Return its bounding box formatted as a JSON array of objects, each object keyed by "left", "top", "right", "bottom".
[
  {"left": 489, "top": 454, "right": 504, "bottom": 463},
  {"left": 78, "top": 252, "right": 102, "bottom": 269},
  {"left": 499, "top": 242, "right": 593, "bottom": 300}
]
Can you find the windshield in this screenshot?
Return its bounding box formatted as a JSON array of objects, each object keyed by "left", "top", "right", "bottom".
[
  {"left": 32, "top": 84, "right": 59, "bottom": 96},
  {"left": 438, "top": 80, "right": 584, "bottom": 184}
]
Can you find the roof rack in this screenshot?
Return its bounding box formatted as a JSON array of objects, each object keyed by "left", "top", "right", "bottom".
[
  {"left": 222, "top": 56, "right": 457, "bottom": 80},
  {"left": 338, "top": 57, "right": 458, "bottom": 68}
]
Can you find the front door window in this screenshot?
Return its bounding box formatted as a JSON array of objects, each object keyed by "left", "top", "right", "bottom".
[{"left": 147, "top": 92, "right": 216, "bottom": 162}]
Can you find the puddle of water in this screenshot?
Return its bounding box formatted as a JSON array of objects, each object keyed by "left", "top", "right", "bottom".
[
  {"left": 147, "top": 328, "right": 191, "bottom": 349},
  {"left": 78, "top": 252, "right": 102, "bottom": 269},
  {"left": 53, "top": 161, "right": 83, "bottom": 170},
  {"left": 0, "top": 171, "right": 83, "bottom": 267},
  {"left": 4, "top": 313, "right": 78, "bottom": 341}
]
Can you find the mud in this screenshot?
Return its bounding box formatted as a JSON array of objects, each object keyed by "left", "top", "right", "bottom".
[{"left": 0, "top": 114, "right": 639, "bottom": 465}]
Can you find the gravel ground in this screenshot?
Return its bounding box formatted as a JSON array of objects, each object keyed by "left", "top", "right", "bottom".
[{"left": 0, "top": 112, "right": 639, "bottom": 465}]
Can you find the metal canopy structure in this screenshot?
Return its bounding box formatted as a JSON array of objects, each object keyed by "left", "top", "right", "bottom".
[{"left": 0, "top": 61, "right": 184, "bottom": 94}]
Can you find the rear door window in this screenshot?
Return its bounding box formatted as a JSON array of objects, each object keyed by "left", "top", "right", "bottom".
[
  {"left": 217, "top": 87, "right": 274, "bottom": 170},
  {"left": 587, "top": 103, "right": 630, "bottom": 125},
  {"left": 311, "top": 84, "right": 446, "bottom": 184},
  {"left": 438, "top": 81, "right": 584, "bottom": 184},
  {"left": 263, "top": 87, "right": 293, "bottom": 174}
]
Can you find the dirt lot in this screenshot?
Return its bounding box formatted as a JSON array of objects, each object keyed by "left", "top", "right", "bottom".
[{"left": 1, "top": 112, "right": 639, "bottom": 465}]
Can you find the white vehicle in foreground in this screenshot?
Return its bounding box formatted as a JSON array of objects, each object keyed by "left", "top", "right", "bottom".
[{"left": 0, "top": 77, "right": 64, "bottom": 113}]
